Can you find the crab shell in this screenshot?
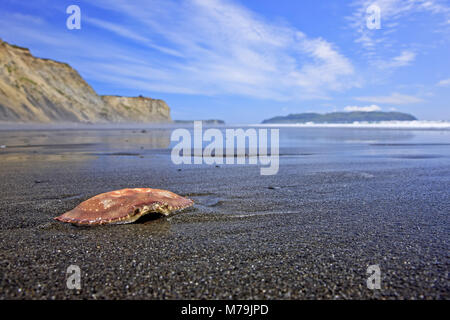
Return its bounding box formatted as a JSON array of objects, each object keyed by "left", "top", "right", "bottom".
[{"left": 54, "top": 188, "right": 194, "bottom": 226}]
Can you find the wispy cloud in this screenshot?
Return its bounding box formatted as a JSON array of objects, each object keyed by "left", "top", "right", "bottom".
[
  {"left": 376, "top": 50, "right": 416, "bottom": 69},
  {"left": 355, "top": 93, "right": 424, "bottom": 104},
  {"left": 83, "top": 16, "right": 184, "bottom": 57},
  {"left": 0, "top": 0, "right": 359, "bottom": 101},
  {"left": 437, "top": 78, "right": 450, "bottom": 87},
  {"left": 76, "top": 0, "right": 358, "bottom": 100},
  {"left": 344, "top": 104, "right": 382, "bottom": 112},
  {"left": 348, "top": 0, "right": 450, "bottom": 67}
]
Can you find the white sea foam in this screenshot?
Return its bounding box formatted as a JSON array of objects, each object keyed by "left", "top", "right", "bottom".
[{"left": 252, "top": 121, "right": 450, "bottom": 129}]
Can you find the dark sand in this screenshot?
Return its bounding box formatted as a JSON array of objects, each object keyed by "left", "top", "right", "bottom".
[{"left": 0, "top": 127, "right": 448, "bottom": 299}]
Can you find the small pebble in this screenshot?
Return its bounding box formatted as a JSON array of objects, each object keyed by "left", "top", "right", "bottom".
[{"left": 34, "top": 180, "right": 50, "bottom": 184}]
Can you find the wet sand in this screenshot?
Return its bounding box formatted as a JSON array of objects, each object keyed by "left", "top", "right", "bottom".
[{"left": 0, "top": 127, "right": 448, "bottom": 299}]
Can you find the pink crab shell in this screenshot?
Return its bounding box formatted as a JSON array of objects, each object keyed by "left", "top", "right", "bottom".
[{"left": 54, "top": 188, "right": 194, "bottom": 226}]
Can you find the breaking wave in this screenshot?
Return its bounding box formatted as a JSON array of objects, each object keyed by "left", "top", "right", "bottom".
[{"left": 252, "top": 121, "right": 450, "bottom": 129}]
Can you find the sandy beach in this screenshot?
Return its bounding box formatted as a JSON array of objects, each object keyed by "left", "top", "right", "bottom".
[{"left": 0, "top": 126, "right": 448, "bottom": 299}]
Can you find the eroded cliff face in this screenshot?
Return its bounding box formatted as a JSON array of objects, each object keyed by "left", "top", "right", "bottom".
[
  {"left": 0, "top": 40, "right": 172, "bottom": 123},
  {"left": 101, "top": 95, "right": 172, "bottom": 123}
]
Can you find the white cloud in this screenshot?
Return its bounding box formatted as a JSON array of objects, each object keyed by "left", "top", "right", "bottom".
[
  {"left": 437, "top": 78, "right": 450, "bottom": 87},
  {"left": 77, "top": 0, "right": 357, "bottom": 100},
  {"left": 377, "top": 50, "right": 416, "bottom": 69},
  {"left": 344, "top": 104, "right": 381, "bottom": 112},
  {"left": 0, "top": 0, "right": 359, "bottom": 101},
  {"left": 83, "top": 16, "right": 184, "bottom": 57},
  {"left": 391, "top": 51, "right": 416, "bottom": 65},
  {"left": 355, "top": 93, "right": 424, "bottom": 104}
]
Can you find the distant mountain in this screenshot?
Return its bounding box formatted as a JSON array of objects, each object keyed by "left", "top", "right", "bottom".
[
  {"left": 0, "top": 39, "right": 172, "bottom": 123},
  {"left": 262, "top": 111, "right": 417, "bottom": 124}
]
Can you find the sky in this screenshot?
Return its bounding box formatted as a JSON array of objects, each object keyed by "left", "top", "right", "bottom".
[{"left": 1, "top": 0, "right": 449, "bottom": 123}]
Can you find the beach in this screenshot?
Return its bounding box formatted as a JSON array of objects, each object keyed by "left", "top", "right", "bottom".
[{"left": 0, "top": 125, "right": 448, "bottom": 299}]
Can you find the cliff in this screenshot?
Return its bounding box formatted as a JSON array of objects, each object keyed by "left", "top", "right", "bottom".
[
  {"left": 101, "top": 95, "right": 171, "bottom": 123},
  {"left": 0, "top": 39, "right": 172, "bottom": 123},
  {"left": 262, "top": 111, "right": 417, "bottom": 124}
]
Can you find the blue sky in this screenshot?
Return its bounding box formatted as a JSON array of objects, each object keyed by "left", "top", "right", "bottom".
[{"left": 1, "top": 0, "right": 449, "bottom": 123}]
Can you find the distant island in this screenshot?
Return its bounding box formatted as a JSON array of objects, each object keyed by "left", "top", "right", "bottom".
[
  {"left": 174, "top": 119, "right": 225, "bottom": 124},
  {"left": 262, "top": 111, "right": 417, "bottom": 124}
]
